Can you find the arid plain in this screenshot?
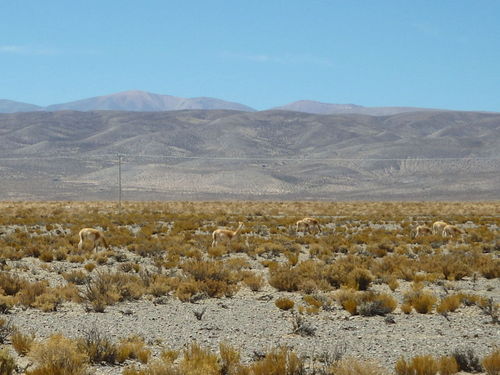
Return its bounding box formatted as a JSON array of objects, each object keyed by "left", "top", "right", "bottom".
[{"left": 0, "top": 201, "right": 498, "bottom": 374}]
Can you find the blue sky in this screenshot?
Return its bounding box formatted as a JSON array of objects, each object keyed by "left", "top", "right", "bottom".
[{"left": 1, "top": 1, "right": 499, "bottom": 111}]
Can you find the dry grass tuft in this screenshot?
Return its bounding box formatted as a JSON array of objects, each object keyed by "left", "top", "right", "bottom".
[
  {"left": 275, "top": 297, "right": 295, "bottom": 311},
  {"left": 482, "top": 348, "right": 500, "bottom": 375},
  {"left": 26, "top": 334, "right": 89, "bottom": 375}
]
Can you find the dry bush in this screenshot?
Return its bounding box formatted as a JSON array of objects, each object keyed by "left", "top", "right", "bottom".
[
  {"left": 335, "top": 288, "right": 359, "bottom": 315},
  {"left": 0, "top": 318, "right": 14, "bottom": 344},
  {"left": 11, "top": 328, "right": 35, "bottom": 356},
  {"left": 82, "top": 271, "right": 145, "bottom": 312},
  {"left": 346, "top": 267, "right": 374, "bottom": 291},
  {"left": 78, "top": 326, "right": 117, "bottom": 365},
  {"left": 436, "top": 294, "right": 462, "bottom": 315},
  {"left": 452, "top": 347, "right": 483, "bottom": 373},
  {"left": 27, "top": 334, "right": 89, "bottom": 375},
  {"left": 268, "top": 264, "right": 300, "bottom": 292},
  {"left": 291, "top": 313, "right": 316, "bottom": 336},
  {"left": 403, "top": 286, "right": 436, "bottom": 314},
  {"left": 482, "top": 348, "right": 500, "bottom": 375},
  {"left": 438, "top": 356, "right": 459, "bottom": 375},
  {"left": 401, "top": 302, "right": 413, "bottom": 314},
  {"left": 117, "top": 335, "right": 151, "bottom": 364},
  {"left": 0, "top": 271, "right": 27, "bottom": 296},
  {"left": 147, "top": 274, "right": 175, "bottom": 297},
  {"left": 82, "top": 272, "right": 121, "bottom": 312},
  {"left": 68, "top": 255, "right": 85, "bottom": 263},
  {"left": 275, "top": 297, "right": 295, "bottom": 311},
  {"left": 179, "top": 342, "right": 221, "bottom": 375},
  {"left": 242, "top": 272, "right": 265, "bottom": 292},
  {"left": 123, "top": 361, "right": 181, "bottom": 375},
  {"left": 303, "top": 295, "right": 323, "bottom": 308},
  {"left": 175, "top": 279, "right": 202, "bottom": 302},
  {"left": 0, "top": 295, "right": 15, "bottom": 313},
  {"left": 479, "top": 257, "right": 500, "bottom": 279},
  {"left": 357, "top": 293, "right": 397, "bottom": 317},
  {"left": 396, "top": 355, "right": 439, "bottom": 375},
  {"left": 335, "top": 289, "right": 396, "bottom": 316},
  {"left": 248, "top": 346, "right": 304, "bottom": 375},
  {"left": 62, "top": 270, "right": 90, "bottom": 285},
  {"left": 0, "top": 347, "right": 16, "bottom": 375},
  {"left": 219, "top": 342, "right": 242, "bottom": 375},
  {"left": 84, "top": 262, "right": 96, "bottom": 272},
  {"left": 332, "top": 356, "right": 388, "bottom": 375}
]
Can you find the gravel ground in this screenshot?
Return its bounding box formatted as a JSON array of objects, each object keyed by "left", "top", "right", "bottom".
[{"left": 4, "top": 271, "right": 499, "bottom": 374}]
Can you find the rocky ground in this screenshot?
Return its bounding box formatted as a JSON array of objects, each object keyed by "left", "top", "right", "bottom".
[{"left": 2, "top": 252, "right": 498, "bottom": 374}]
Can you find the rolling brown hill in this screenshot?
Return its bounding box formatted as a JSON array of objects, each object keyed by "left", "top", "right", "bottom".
[{"left": 0, "top": 109, "right": 498, "bottom": 200}]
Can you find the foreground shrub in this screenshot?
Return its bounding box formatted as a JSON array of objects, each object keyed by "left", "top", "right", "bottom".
[
  {"left": 436, "top": 295, "right": 461, "bottom": 315},
  {"left": 27, "top": 334, "right": 89, "bottom": 375},
  {"left": 335, "top": 289, "right": 396, "bottom": 316},
  {"left": 438, "top": 356, "right": 459, "bottom": 375},
  {"left": 395, "top": 355, "right": 438, "bottom": 375},
  {"left": 346, "top": 268, "right": 374, "bottom": 291},
  {"left": 331, "top": 356, "right": 387, "bottom": 375},
  {"left": 78, "top": 326, "right": 117, "bottom": 364},
  {"left": 268, "top": 264, "right": 300, "bottom": 292},
  {"left": 403, "top": 286, "right": 436, "bottom": 314},
  {"left": 123, "top": 361, "right": 181, "bottom": 375},
  {"left": 179, "top": 343, "right": 221, "bottom": 375},
  {"left": 242, "top": 272, "right": 265, "bottom": 292},
  {"left": 482, "top": 348, "right": 500, "bottom": 375},
  {"left": 117, "top": 335, "right": 150, "bottom": 364},
  {"left": 11, "top": 329, "right": 35, "bottom": 356},
  {"left": 219, "top": 342, "right": 242, "bottom": 375},
  {"left": 358, "top": 293, "right": 397, "bottom": 316},
  {"left": 249, "top": 346, "right": 304, "bottom": 375},
  {"left": 452, "top": 348, "right": 483, "bottom": 373},
  {"left": 0, "top": 295, "right": 15, "bottom": 313},
  {"left": 0, "top": 348, "right": 16, "bottom": 375},
  {"left": 0, "top": 318, "right": 14, "bottom": 344}
]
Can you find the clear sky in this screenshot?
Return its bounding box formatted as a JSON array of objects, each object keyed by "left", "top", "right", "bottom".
[{"left": 1, "top": 0, "right": 499, "bottom": 111}]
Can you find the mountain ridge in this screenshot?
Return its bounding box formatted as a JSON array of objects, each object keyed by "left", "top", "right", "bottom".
[
  {"left": 2, "top": 90, "right": 496, "bottom": 115},
  {"left": 0, "top": 109, "right": 498, "bottom": 200}
]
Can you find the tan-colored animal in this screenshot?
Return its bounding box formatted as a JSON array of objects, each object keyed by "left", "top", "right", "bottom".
[
  {"left": 442, "top": 224, "right": 464, "bottom": 238},
  {"left": 432, "top": 221, "right": 448, "bottom": 235},
  {"left": 212, "top": 222, "right": 244, "bottom": 247},
  {"left": 413, "top": 225, "right": 432, "bottom": 238},
  {"left": 78, "top": 228, "right": 109, "bottom": 251},
  {"left": 296, "top": 217, "right": 321, "bottom": 234}
]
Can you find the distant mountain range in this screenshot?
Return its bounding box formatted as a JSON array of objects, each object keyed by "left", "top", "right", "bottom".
[
  {"left": 0, "top": 90, "right": 462, "bottom": 115},
  {"left": 0, "top": 99, "right": 42, "bottom": 113},
  {"left": 273, "top": 100, "right": 442, "bottom": 116},
  {"left": 0, "top": 109, "right": 498, "bottom": 200}
]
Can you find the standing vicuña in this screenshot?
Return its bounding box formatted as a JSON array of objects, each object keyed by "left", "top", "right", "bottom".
[
  {"left": 212, "top": 222, "right": 244, "bottom": 247},
  {"left": 442, "top": 224, "right": 464, "bottom": 238},
  {"left": 296, "top": 217, "right": 321, "bottom": 234},
  {"left": 78, "top": 228, "right": 109, "bottom": 251},
  {"left": 432, "top": 221, "right": 448, "bottom": 235},
  {"left": 413, "top": 225, "right": 432, "bottom": 238}
]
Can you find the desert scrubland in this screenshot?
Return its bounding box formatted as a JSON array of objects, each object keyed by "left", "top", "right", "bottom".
[{"left": 0, "top": 201, "right": 498, "bottom": 375}]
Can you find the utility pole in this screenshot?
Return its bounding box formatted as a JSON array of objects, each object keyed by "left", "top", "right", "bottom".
[{"left": 118, "top": 154, "right": 122, "bottom": 213}]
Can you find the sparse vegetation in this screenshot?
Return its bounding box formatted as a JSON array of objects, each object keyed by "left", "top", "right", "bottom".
[{"left": 0, "top": 201, "right": 497, "bottom": 374}]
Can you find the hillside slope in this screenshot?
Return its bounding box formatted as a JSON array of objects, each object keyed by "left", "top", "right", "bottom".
[{"left": 0, "top": 110, "right": 498, "bottom": 200}]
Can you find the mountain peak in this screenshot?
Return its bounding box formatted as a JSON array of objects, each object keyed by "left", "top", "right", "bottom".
[{"left": 44, "top": 90, "right": 256, "bottom": 112}]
